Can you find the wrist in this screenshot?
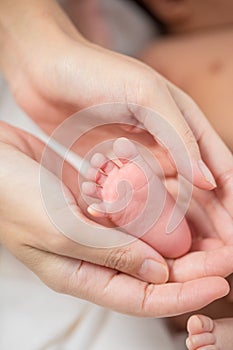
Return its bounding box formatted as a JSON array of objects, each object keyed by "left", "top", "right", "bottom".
[{"left": 0, "top": 0, "right": 49, "bottom": 82}]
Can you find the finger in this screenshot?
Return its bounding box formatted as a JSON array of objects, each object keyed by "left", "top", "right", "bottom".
[
  {"left": 168, "top": 82, "right": 233, "bottom": 213},
  {"left": 82, "top": 181, "right": 102, "bottom": 199},
  {"left": 21, "top": 246, "right": 229, "bottom": 317},
  {"left": 190, "top": 237, "right": 224, "bottom": 252},
  {"left": 191, "top": 187, "right": 233, "bottom": 244},
  {"left": 38, "top": 227, "right": 169, "bottom": 285},
  {"left": 165, "top": 177, "right": 216, "bottom": 239},
  {"left": 216, "top": 173, "right": 233, "bottom": 220},
  {"left": 130, "top": 77, "right": 216, "bottom": 189},
  {"left": 0, "top": 143, "right": 169, "bottom": 285},
  {"left": 169, "top": 245, "right": 233, "bottom": 282},
  {"left": 90, "top": 152, "right": 116, "bottom": 174},
  {"left": 58, "top": 192, "right": 169, "bottom": 285},
  {"left": 186, "top": 197, "right": 217, "bottom": 240},
  {"left": 20, "top": 190, "right": 170, "bottom": 285},
  {"left": 77, "top": 191, "right": 113, "bottom": 226}
]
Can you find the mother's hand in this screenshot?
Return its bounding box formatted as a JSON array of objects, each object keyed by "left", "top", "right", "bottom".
[
  {"left": 167, "top": 119, "right": 233, "bottom": 287},
  {"left": 0, "top": 122, "right": 229, "bottom": 317},
  {"left": 0, "top": 0, "right": 217, "bottom": 191},
  {"left": 0, "top": 0, "right": 231, "bottom": 317}
]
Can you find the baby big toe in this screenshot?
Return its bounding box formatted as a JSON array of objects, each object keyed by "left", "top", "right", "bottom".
[
  {"left": 113, "top": 138, "right": 153, "bottom": 178},
  {"left": 187, "top": 315, "right": 215, "bottom": 335},
  {"left": 113, "top": 137, "right": 138, "bottom": 160}
]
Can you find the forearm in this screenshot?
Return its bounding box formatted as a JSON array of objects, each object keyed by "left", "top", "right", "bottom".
[{"left": 0, "top": 0, "right": 85, "bottom": 84}]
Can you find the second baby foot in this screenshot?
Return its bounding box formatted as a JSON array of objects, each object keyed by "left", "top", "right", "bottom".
[
  {"left": 82, "top": 138, "right": 191, "bottom": 258},
  {"left": 186, "top": 314, "right": 233, "bottom": 350}
]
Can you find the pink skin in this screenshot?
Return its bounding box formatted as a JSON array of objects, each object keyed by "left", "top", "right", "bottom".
[
  {"left": 82, "top": 137, "right": 191, "bottom": 259},
  {"left": 186, "top": 314, "right": 233, "bottom": 350}
]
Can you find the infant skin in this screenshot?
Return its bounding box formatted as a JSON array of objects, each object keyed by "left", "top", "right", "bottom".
[
  {"left": 141, "top": 27, "right": 233, "bottom": 152},
  {"left": 82, "top": 137, "right": 191, "bottom": 259}
]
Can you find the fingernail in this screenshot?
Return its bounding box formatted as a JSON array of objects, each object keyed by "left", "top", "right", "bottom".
[
  {"left": 198, "top": 160, "right": 217, "bottom": 188},
  {"left": 195, "top": 315, "right": 205, "bottom": 330},
  {"left": 139, "top": 259, "right": 169, "bottom": 284}
]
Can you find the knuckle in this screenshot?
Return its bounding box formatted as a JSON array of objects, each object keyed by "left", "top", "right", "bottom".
[
  {"left": 181, "top": 127, "right": 198, "bottom": 153},
  {"left": 104, "top": 247, "right": 134, "bottom": 272},
  {"left": 69, "top": 261, "right": 87, "bottom": 290},
  {"left": 135, "top": 70, "right": 165, "bottom": 100},
  {"left": 145, "top": 72, "right": 166, "bottom": 93},
  {"left": 183, "top": 126, "right": 196, "bottom": 144},
  {"left": 60, "top": 261, "right": 89, "bottom": 298},
  {"left": 141, "top": 283, "right": 155, "bottom": 314},
  {"left": 48, "top": 261, "right": 85, "bottom": 296},
  {"left": 217, "top": 168, "right": 233, "bottom": 189}
]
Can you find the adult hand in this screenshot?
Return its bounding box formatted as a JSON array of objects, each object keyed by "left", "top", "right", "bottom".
[
  {"left": 0, "top": 122, "right": 230, "bottom": 317},
  {"left": 0, "top": 0, "right": 217, "bottom": 190},
  {"left": 165, "top": 103, "right": 233, "bottom": 285},
  {"left": 0, "top": 0, "right": 232, "bottom": 317}
]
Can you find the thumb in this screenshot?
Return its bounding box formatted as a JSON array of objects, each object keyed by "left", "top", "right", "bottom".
[{"left": 128, "top": 75, "right": 216, "bottom": 190}]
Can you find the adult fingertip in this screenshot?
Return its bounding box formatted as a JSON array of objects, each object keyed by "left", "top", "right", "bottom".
[
  {"left": 214, "top": 277, "right": 230, "bottom": 299},
  {"left": 193, "top": 160, "right": 217, "bottom": 189},
  {"left": 138, "top": 259, "right": 169, "bottom": 284},
  {"left": 198, "top": 160, "right": 217, "bottom": 187},
  {"left": 223, "top": 278, "right": 231, "bottom": 296}
]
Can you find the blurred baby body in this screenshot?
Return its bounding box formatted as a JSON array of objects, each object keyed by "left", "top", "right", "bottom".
[{"left": 141, "top": 0, "right": 233, "bottom": 151}]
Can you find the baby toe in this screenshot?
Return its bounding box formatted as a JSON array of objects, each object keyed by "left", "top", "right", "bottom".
[
  {"left": 91, "top": 153, "right": 108, "bottom": 169},
  {"left": 86, "top": 167, "right": 107, "bottom": 185},
  {"left": 187, "top": 315, "right": 215, "bottom": 335},
  {"left": 86, "top": 167, "right": 99, "bottom": 181},
  {"left": 113, "top": 138, "right": 154, "bottom": 180},
  {"left": 91, "top": 152, "right": 116, "bottom": 174},
  {"left": 186, "top": 332, "right": 216, "bottom": 350},
  {"left": 82, "top": 181, "right": 102, "bottom": 199}
]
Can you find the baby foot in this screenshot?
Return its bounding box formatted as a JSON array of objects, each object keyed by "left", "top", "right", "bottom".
[
  {"left": 82, "top": 138, "right": 191, "bottom": 258},
  {"left": 186, "top": 314, "right": 233, "bottom": 350}
]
